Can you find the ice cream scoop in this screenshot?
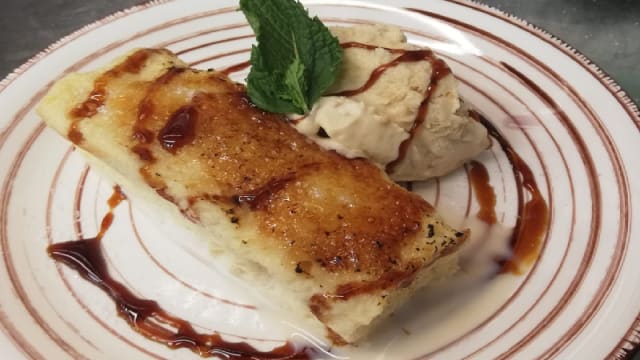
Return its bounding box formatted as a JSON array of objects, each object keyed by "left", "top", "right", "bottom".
[{"left": 290, "top": 24, "right": 490, "bottom": 181}]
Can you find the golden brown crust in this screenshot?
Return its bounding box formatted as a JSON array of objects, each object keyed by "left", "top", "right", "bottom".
[
  {"left": 42, "top": 48, "right": 468, "bottom": 342},
  {"left": 69, "top": 49, "right": 442, "bottom": 280}
]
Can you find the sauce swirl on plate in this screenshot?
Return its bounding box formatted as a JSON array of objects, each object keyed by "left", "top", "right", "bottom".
[{"left": 48, "top": 186, "right": 311, "bottom": 359}]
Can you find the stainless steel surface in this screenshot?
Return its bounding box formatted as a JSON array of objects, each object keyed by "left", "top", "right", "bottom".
[{"left": 0, "top": 0, "right": 638, "bottom": 359}]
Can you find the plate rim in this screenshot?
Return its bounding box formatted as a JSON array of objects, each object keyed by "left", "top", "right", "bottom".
[
  {"left": 0, "top": 0, "right": 638, "bottom": 124},
  {"left": 0, "top": 0, "right": 638, "bottom": 359}
]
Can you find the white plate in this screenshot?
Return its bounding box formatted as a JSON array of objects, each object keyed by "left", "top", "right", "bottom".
[{"left": 1, "top": 0, "right": 639, "bottom": 359}]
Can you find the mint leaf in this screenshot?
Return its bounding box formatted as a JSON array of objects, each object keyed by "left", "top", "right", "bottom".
[
  {"left": 283, "top": 54, "right": 309, "bottom": 114},
  {"left": 240, "top": 0, "right": 343, "bottom": 115}
]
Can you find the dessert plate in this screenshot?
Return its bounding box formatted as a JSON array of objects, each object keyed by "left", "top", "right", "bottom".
[{"left": 0, "top": 0, "right": 638, "bottom": 359}]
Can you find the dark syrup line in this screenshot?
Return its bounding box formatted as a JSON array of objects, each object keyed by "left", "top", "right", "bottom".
[
  {"left": 334, "top": 43, "right": 453, "bottom": 174},
  {"left": 47, "top": 186, "right": 312, "bottom": 359},
  {"left": 221, "top": 61, "right": 251, "bottom": 76},
  {"left": 473, "top": 113, "right": 549, "bottom": 274},
  {"left": 385, "top": 58, "right": 451, "bottom": 173},
  {"left": 467, "top": 160, "right": 497, "bottom": 225},
  {"left": 68, "top": 50, "right": 158, "bottom": 144},
  {"left": 134, "top": 67, "right": 186, "bottom": 144},
  {"left": 329, "top": 49, "right": 439, "bottom": 98},
  {"left": 340, "top": 42, "right": 407, "bottom": 53}
]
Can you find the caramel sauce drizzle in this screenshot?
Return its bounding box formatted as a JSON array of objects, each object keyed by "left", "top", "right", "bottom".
[
  {"left": 67, "top": 50, "right": 156, "bottom": 144},
  {"left": 232, "top": 174, "right": 296, "bottom": 210},
  {"left": 134, "top": 67, "right": 185, "bottom": 144},
  {"left": 340, "top": 41, "right": 406, "bottom": 53},
  {"left": 468, "top": 160, "right": 497, "bottom": 225},
  {"left": 330, "top": 49, "right": 440, "bottom": 98},
  {"left": 333, "top": 42, "right": 453, "bottom": 174},
  {"left": 48, "top": 187, "right": 311, "bottom": 359},
  {"left": 221, "top": 61, "right": 251, "bottom": 76},
  {"left": 472, "top": 113, "right": 549, "bottom": 274},
  {"left": 158, "top": 105, "right": 198, "bottom": 154},
  {"left": 385, "top": 58, "right": 451, "bottom": 173}
]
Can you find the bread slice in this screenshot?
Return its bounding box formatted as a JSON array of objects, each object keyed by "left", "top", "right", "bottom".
[{"left": 37, "top": 49, "right": 468, "bottom": 344}]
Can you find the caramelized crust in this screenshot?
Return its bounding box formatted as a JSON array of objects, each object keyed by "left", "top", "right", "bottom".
[
  {"left": 71, "top": 49, "right": 441, "bottom": 277},
  {"left": 39, "top": 49, "right": 467, "bottom": 343}
]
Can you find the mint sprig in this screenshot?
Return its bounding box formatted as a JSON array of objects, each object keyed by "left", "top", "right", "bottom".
[{"left": 240, "top": 0, "right": 343, "bottom": 115}]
